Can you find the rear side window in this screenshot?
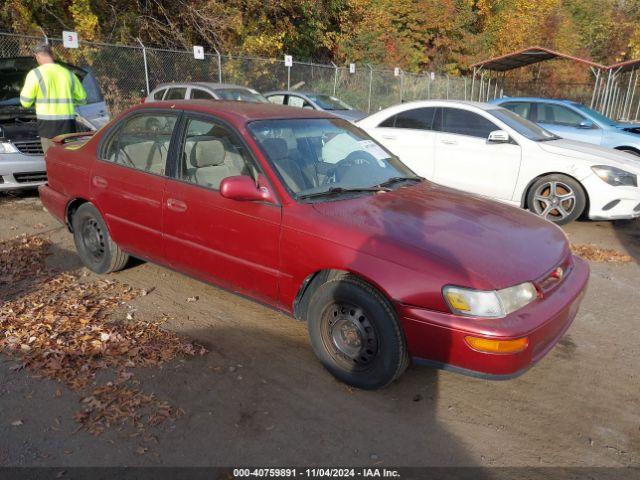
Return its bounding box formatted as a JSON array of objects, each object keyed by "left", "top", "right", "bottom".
[
  {"left": 501, "top": 102, "right": 531, "bottom": 119},
  {"left": 536, "top": 104, "right": 585, "bottom": 127},
  {"left": 165, "top": 88, "right": 187, "bottom": 100},
  {"left": 101, "top": 113, "right": 178, "bottom": 176},
  {"left": 438, "top": 108, "right": 497, "bottom": 139},
  {"left": 378, "top": 108, "right": 436, "bottom": 130},
  {"left": 190, "top": 89, "right": 215, "bottom": 100},
  {"left": 152, "top": 89, "right": 166, "bottom": 101}
]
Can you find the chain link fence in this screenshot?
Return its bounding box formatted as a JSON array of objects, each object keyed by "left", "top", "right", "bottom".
[{"left": 1, "top": 31, "right": 471, "bottom": 117}]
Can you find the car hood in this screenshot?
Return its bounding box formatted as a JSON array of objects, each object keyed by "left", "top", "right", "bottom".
[
  {"left": 537, "top": 139, "right": 640, "bottom": 173},
  {"left": 311, "top": 182, "right": 570, "bottom": 290}
]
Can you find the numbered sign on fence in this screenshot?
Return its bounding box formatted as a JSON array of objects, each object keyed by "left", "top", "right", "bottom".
[
  {"left": 193, "top": 45, "right": 204, "bottom": 60},
  {"left": 349, "top": 63, "right": 356, "bottom": 74},
  {"left": 394, "top": 67, "right": 400, "bottom": 77},
  {"left": 284, "top": 55, "right": 293, "bottom": 67},
  {"left": 62, "top": 31, "right": 78, "bottom": 49}
]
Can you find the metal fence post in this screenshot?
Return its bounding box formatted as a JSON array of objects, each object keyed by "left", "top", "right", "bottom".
[
  {"left": 399, "top": 70, "right": 404, "bottom": 103},
  {"left": 446, "top": 75, "right": 450, "bottom": 99},
  {"left": 137, "top": 38, "right": 150, "bottom": 95},
  {"left": 212, "top": 46, "right": 222, "bottom": 83},
  {"left": 331, "top": 61, "right": 338, "bottom": 96},
  {"left": 366, "top": 64, "right": 373, "bottom": 114}
]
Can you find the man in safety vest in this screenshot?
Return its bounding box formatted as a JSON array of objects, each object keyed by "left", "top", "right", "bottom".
[{"left": 20, "top": 44, "right": 87, "bottom": 153}]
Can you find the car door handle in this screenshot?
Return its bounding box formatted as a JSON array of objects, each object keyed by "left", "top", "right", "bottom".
[
  {"left": 381, "top": 135, "right": 397, "bottom": 140},
  {"left": 92, "top": 176, "right": 108, "bottom": 188},
  {"left": 440, "top": 139, "right": 457, "bottom": 145},
  {"left": 166, "top": 198, "right": 187, "bottom": 212}
]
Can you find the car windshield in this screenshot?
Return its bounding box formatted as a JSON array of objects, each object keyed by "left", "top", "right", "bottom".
[
  {"left": 306, "top": 94, "right": 353, "bottom": 111},
  {"left": 488, "top": 108, "right": 559, "bottom": 142},
  {"left": 0, "top": 57, "right": 102, "bottom": 107},
  {"left": 214, "top": 88, "right": 268, "bottom": 103},
  {"left": 570, "top": 102, "right": 618, "bottom": 126},
  {"left": 248, "top": 118, "right": 418, "bottom": 200}
]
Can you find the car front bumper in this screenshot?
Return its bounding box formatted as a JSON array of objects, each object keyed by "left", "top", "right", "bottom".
[
  {"left": 0, "top": 152, "right": 47, "bottom": 191},
  {"left": 582, "top": 174, "right": 640, "bottom": 220},
  {"left": 398, "top": 255, "right": 590, "bottom": 379}
]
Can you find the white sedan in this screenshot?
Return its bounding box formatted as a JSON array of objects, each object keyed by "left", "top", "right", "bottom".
[{"left": 358, "top": 100, "right": 640, "bottom": 224}]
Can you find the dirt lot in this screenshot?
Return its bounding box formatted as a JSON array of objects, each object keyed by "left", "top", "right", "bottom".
[{"left": 0, "top": 191, "right": 638, "bottom": 468}]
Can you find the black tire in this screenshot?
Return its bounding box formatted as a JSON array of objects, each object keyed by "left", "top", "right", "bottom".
[
  {"left": 526, "top": 174, "right": 586, "bottom": 225},
  {"left": 306, "top": 275, "right": 409, "bottom": 390},
  {"left": 71, "top": 203, "right": 129, "bottom": 274}
]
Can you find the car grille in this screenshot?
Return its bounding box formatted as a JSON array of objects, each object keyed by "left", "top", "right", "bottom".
[
  {"left": 14, "top": 171, "right": 47, "bottom": 183},
  {"left": 14, "top": 140, "right": 44, "bottom": 156}
]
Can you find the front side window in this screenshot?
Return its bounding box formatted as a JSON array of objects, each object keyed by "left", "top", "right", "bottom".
[
  {"left": 178, "top": 117, "right": 253, "bottom": 190},
  {"left": 306, "top": 94, "right": 353, "bottom": 111},
  {"left": 536, "top": 104, "right": 585, "bottom": 127},
  {"left": 102, "top": 113, "right": 178, "bottom": 175},
  {"left": 213, "top": 88, "right": 268, "bottom": 103},
  {"left": 438, "top": 108, "right": 497, "bottom": 139},
  {"left": 165, "top": 88, "right": 187, "bottom": 100},
  {"left": 487, "top": 108, "right": 558, "bottom": 142},
  {"left": 190, "top": 89, "right": 214, "bottom": 100},
  {"left": 248, "top": 118, "right": 417, "bottom": 199},
  {"left": 151, "top": 89, "right": 166, "bottom": 101},
  {"left": 287, "top": 95, "right": 312, "bottom": 109},
  {"left": 267, "top": 94, "right": 285, "bottom": 105}
]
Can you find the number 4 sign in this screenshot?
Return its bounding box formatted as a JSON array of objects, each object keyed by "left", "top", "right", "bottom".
[{"left": 62, "top": 31, "right": 78, "bottom": 49}]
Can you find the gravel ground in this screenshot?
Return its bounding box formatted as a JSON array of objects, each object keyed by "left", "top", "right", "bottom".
[{"left": 0, "top": 191, "right": 638, "bottom": 468}]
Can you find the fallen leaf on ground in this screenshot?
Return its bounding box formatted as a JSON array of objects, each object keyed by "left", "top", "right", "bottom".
[{"left": 571, "top": 244, "right": 633, "bottom": 263}]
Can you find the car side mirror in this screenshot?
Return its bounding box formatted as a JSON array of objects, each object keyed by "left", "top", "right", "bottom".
[
  {"left": 578, "top": 119, "right": 594, "bottom": 129},
  {"left": 487, "top": 130, "right": 510, "bottom": 143},
  {"left": 220, "top": 175, "right": 276, "bottom": 204}
]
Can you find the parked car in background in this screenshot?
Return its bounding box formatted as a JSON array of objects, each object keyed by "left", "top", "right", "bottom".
[
  {"left": 358, "top": 100, "right": 640, "bottom": 224},
  {"left": 39, "top": 99, "right": 589, "bottom": 389},
  {"left": 146, "top": 82, "right": 269, "bottom": 103},
  {"left": 0, "top": 56, "right": 109, "bottom": 191},
  {"left": 264, "top": 91, "right": 366, "bottom": 121},
  {"left": 491, "top": 97, "right": 640, "bottom": 156}
]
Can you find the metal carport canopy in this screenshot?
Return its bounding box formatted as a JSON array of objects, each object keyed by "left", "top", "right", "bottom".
[{"left": 470, "top": 46, "right": 606, "bottom": 71}]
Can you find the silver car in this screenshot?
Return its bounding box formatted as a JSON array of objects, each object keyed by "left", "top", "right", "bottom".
[
  {"left": 0, "top": 57, "right": 109, "bottom": 191},
  {"left": 264, "top": 91, "right": 367, "bottom": 122},
  {"left": 146, "top": 82, "right": 269, "bottom": 103}
]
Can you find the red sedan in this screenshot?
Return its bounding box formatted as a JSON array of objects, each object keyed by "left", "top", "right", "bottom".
[{"left": 39, "top": 100, "right": 589, "bottom": 389}]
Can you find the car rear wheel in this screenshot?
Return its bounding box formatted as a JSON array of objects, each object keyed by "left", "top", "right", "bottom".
[
  {"left": 527, "top": 174, "right": 586, "bottom": 225},
  {"left": 72, "top": 203, "right": 129, "bottom": 274},
  {"left": 306, "top": 275, "right": 409, "bottom": 390}
]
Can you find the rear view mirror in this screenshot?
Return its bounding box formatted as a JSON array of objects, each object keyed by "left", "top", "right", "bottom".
[
  {"left": 220, "top": 175, "right": 276, "bottom": 204},
  {"left": 487, "top": 130, "right": 510, "bottom": 143},
  {"left": 578, "top": 120, "right": 594, "bottom": 129}
]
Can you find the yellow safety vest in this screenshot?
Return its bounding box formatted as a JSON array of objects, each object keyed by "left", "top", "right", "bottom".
[{"left": 20, "top": 63, "right": 87, "bottom": 120}]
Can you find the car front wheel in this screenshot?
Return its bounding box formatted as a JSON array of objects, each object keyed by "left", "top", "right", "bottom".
[
  {"left": 72, "top": 203, "right": 129, "bottom": 274},
  {"left": 527, "top": 174, "right": 586, "bottom": 225},
  {"left": 306, "top": 275, "right": 409, "bottom": 390}
]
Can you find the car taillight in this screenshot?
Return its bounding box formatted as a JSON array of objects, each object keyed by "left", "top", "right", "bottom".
[{"left": 140, "top": 97, "right": 146, "bottom": 104}]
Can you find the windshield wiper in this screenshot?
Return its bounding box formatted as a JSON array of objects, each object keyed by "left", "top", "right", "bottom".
[
  {"left": 298, "top": 186, "right": 390, "bottom": 200},
  {"left": 374, "top": 176, "right": 423, "bottom": 189}
]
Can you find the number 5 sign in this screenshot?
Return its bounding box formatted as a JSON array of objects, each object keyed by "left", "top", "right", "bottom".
[{"left": 62, "top": 31, "right": 79, "bottom": 49}]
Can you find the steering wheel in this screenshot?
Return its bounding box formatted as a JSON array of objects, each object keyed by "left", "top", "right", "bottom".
[{"left": 322, "top": 150, "right": 377, "bottom": 185}]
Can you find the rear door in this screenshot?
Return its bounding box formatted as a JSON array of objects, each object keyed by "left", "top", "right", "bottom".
[
  {"left": 365, "top": 107, "right": 437, "bottom": 178},
  {"left": 162, "top": 113, "right": 282, "bottom": 302},
  {"left": 534, "top": 102, "right": 603, "bottom": 144},
  {"left": 92, "top": 110, "right": 180, "bottom": 262},
  {"left": 432, "top": 107, "right": 521, "bottom": 201}
]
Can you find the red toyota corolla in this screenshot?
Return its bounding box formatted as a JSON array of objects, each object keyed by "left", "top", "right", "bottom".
[{"left": 39, "top": 100, "right": 589, "bottom": 389}]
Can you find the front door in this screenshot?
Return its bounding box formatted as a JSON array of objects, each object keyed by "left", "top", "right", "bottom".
[
  {"left": 92, "top": 110, "right": 179, "bottom": 262},
  {"left": 162, "top": 114, "right": 282, "bottom": 302},
  {"left": 534, "top": 103, "right": 603, "bottom": 145},
  {"left": 432, "top": 107, "right": 522, "bottom": 201}
]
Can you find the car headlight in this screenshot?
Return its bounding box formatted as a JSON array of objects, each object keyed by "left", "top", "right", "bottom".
[
  {"left": 443, "top": 282, "right": 538, "bottom": 318},
  {"left": 0, "top": 141, "right": 18, "bottom": 154},
  {"left": 591, "top": 165, "right": 637, "bottom": 187}
]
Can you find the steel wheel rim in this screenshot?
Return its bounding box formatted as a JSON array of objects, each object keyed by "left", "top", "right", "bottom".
[
  {"left": 81, "top": 218, "right": 106, "bottom": 262},
  {"left": 320, "top": 302, "right": 379, "bottom": 370},
  {"left": 532, "top": 181, "right": 576, "bottom": 221}
]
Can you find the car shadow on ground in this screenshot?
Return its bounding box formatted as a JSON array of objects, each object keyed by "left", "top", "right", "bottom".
[{"left": 611, "top": 218, "right": 640, "bottom": 264}]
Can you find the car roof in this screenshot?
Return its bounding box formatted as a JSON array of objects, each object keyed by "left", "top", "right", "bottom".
[
  {"left": 152, "top": 82, "right": 254, "bottom": 92},
  {"left": 264, "top": 91, "right": 320, "bottom": 96},
  {"left": 135, "top": 99, "right": 336, "bottom": 124},
  {"left": 492, "top": 97, "right": 579, "bottom": 105},
  {"left": 379, "top": 99, "right": 500, "bottom": 111}
]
